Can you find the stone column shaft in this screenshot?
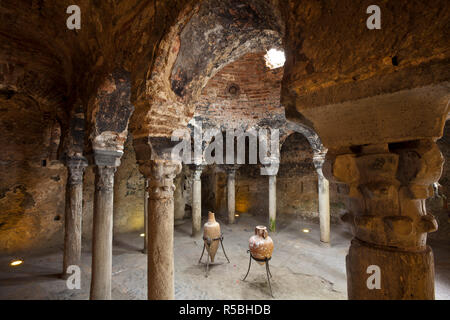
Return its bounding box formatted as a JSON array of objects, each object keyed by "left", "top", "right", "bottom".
[
  {"left": 192, "top": 165, "right": 203, "bottom": 236},
  {"left": 144, "top": 159, "right": 181, "bottom": 300},
  {"left": 268, "top": 175, "right": 277, "bottom": 232},
  {"left": 62, "top": 158, "right": 87, "bottom": 278},
  {"left": 143, "top": 179, "right": 149, "bottom": 254},
  {"left": 226, "top": 167, "right": 237, "bottom": 224},
  {"left": 90, "top": 150, "right": 121, "bottom": 300},
  {"left": 317, "top": 173, "right": 330, "bottom": 243},
  {"left": 314, "top": 153, "right": 331, "bottom": 243},
  {"left": 174, "top": 172, "right": 186, "bottom": 225},
  {"left": 90, "top": 166, "right": 115, "bottom": 300}
]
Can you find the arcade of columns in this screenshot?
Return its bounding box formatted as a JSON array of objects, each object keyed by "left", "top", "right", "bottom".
[{"left": 61, "top": 123, "right": 332, "bottom": 300}]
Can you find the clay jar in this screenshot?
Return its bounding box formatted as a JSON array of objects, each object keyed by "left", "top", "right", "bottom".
[
  {"left": 203, "top": 212, "right": 221, "bottom": 262},
  {"left": 249, "top": 226, "right": 274, "bottom": 265}
]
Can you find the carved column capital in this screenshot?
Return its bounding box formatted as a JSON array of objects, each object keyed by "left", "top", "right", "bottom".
[
  {"left": 141, "top": 159, "right": 182, "bottom": 200},
  {"left": 313, "top": 151, "right": 326, "bottom": 169},
  {"left": 93, "top": 149, "right": 122, "bottom": 192},
  {"left": 66, "top": 157, "right": 88, "bottom": 186},
  {"left": 191, "top": 164, "right": 205, "bottom": 181},
  {"left": 330, "top": 140, "right": 442, "bottom": 251},
  {"left": 313, "top": 152, "right": 328, "bottom": 180},
  {"left": 262, "top": 164, "right": 279, "bottom": 176},
  {"left": 224, "top": 164, "right": 239, "bottom": 177},
  {"left": 95, "top": 166, "right": 116, "bottom": 192}
]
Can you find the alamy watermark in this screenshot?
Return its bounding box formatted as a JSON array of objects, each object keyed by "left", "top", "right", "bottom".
[
  {"left": 65, "top": 5, "right": 381, "bottom": 32},
  {"left": 66, "top": 5, "right": 81, "bottom": 30},
  {"left": 366, "top": 5, "right": 381, "bottom": 29},
  {"left": 366, "top": 265, "right": 381, "bottom": 290},
  {"left": 171, "top": 121, "right": 280, "bottom": 175},
  {"left": 66, "top": 265, "right": 81, "bottom": 290}
]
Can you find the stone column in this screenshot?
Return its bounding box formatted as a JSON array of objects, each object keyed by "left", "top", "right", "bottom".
[
  {"left": 326, "top": 141, "right": 442, "bottom": 299},
  {"left": 143, "top": 179, "right": 149, "bottom": 254},
  {"left": 191, "top": 165, "right": 204, "bottom": 236},
  {"left": 90, "top": 150, "right": 122, "bottom": 300},
  {"left": 225, "top": 166, "right": 238, "bottom": 224},
  {"left": 174, "top": 172, "right": 186, "bottom": 225},
  {"left": 142, "top": 159, "right": 181, "bottom": 300},
  {"left": 313, "top": 152, "right": 331, "bottom": 243},
  {"left": 62, "top": 157, "right": 88, "bottom": 279},
  {"left": 268, "top": 175, "right": 277, "bottom": 232}
]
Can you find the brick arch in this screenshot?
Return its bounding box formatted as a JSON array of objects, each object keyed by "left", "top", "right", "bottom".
[
  {"left": 285, "top": 121, "right": 325, "bottom": 154},
  {"left": 129, "top": 0, "right": 285, "bottom": 143}
]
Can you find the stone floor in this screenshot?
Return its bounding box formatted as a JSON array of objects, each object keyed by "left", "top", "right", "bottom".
[{"left": 0, "top": 213, "right": 449, "bottom": 300}]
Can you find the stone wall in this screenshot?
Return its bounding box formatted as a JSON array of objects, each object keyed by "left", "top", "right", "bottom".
[
  {"left": 112, "top": 136, "right": 145, "bottom": 234},
  {"left": 0, "top": 95, "right": 67, "bottom": 253},
  {"left": 0, "top": 113, "right": 146, "bottom": 253}
]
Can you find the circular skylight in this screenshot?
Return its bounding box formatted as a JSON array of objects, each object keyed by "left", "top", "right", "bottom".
[{"left": 264, "top": 48, "right": 286, "bottom": 69}]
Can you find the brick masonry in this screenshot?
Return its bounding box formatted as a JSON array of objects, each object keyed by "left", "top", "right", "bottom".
[{"left": 195, "top": 52, "right": 284, "bottom": 129}]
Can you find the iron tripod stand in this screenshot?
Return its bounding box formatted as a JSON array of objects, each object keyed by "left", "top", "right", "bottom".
[
  {"left": 198, "top": 234, "right": 230, "bottom": 277},
  {"left": 242, "top": 250, "right": 273, "bottom": 297}
]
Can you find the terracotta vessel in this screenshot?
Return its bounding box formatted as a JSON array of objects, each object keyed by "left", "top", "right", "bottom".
[
  {"left": 203, "top": 212, "right": 221, "bottom": 262},
  {"left": 249, "top": 226, "right": 274, "bottom": 265}
]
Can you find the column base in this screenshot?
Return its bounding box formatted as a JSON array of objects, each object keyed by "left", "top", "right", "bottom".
[
  {"left": 319, "top": 241, "right": 331, "bottom": 248},
  {"left": 346, "top": 238, "right": 435, "bottom": 300},
  {"left": 174, "top": 218, "right": 185, "bottom": 226},
  {"left": 191, "top": 230, "right": 202, "bottom": 238}
]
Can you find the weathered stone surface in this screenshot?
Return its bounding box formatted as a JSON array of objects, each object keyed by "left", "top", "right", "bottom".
[
  {"left": 91, "top": 163, "right": 117, "bottom": 300},
  {"left": 191, "top": 165, "right": 204, "bottom": 236},
  {"left": 141, "top": 159, "right": 182, "bottom": 300},
  {"left": 62, "top": 157, "right": 87, "bottom": 279},
  {"left": 294, "top": 85, "right": 450, "bottom": 151},
  {"left": 326, "top": 140, "right": 444, "bottom": 299},
  {"left": 347, "top": 239, "right": 435, "bottom": 300},
  {"left": 0, "top": 94, "right": 66, "bottom": 253},
  {"left": 174, "top": 170, "right": 187, "bottom": 224},
  {"left": 90, "top": 69, "right": 134, "bottom": 153},
  {"left": 281, "top": 0, "right": 450, "bottom": 149}
]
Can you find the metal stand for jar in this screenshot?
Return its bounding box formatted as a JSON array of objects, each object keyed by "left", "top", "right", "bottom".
[
  {"left": 198, "top": 234, "right": 230, "bottom": 277},
  {"left": 242, "top": 250, "right": 273, "bottom": 297}
]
